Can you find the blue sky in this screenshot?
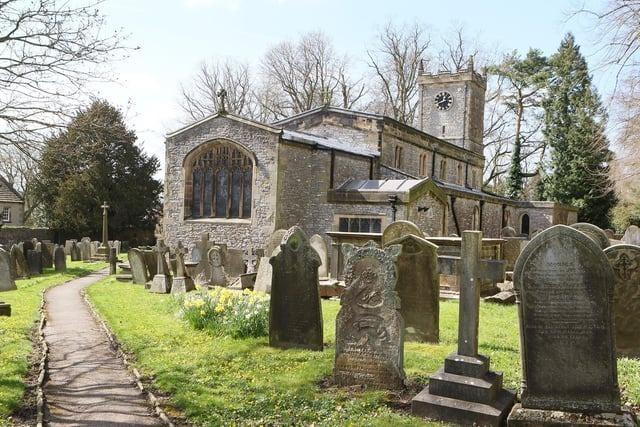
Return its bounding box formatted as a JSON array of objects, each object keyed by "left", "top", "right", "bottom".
[{"left": 93, "top": 0, "right": 607, "bottom": 174}]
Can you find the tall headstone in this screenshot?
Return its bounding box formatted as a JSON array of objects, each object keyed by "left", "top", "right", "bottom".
[
  {"left": 80, "top": 237, "right": 92, "bottom": 262},
  {"left": 381, "top": 220, "right": 424, "bottom": 246},
  {"left": 386, "top": 234, "right": 439, "bottom": 343},
  {"left": 243, "top": 244, "right": 260, "bottom": 274},
  {"left": 109, "top": 247, "right": 117, "bottom": 275},
  {"left": 171, "top": 242, "right": 195, "bottom": 294},
  {"left": 508, "top": 225, "right": 623, "bottom": 426},
  {"left": 254, "top": 229, "right": 287, "bottom": 293},
  {"left": 128, "top": 248, "right": 149, "bottom": 285},
  {"left": 604, "top": 244, "right": 640, "bottom": 358},
  {"left": 225, "top": 248, "right": 246, "bottom": 277},
  {"left": 334, "top": 241, "right": 404, "bottom": 389},
  {"left": 412, "top": 231, "right": 515, "bottom": 426},
  {"left": 54, "top": 245, "right": 66, "bottom": 272},
  {"left": 0, "top": 248, "right": 17, "bottom": 292},
  {"left": 27, "top": 249, "right": 42, "bottom": 276},
  {"left": 621, "top": 224, "right": 640, "bottom": 246},
  {"left": 10, "top": 244, "right": 28, "bottom": 279},
  {"left": 64, "top": 240, "right": 74, "bottom": 256},
  {"left": 208, "top": 246, "right": 229, "bottom": 287},
  {"left": 194, "top": 233, "right": 214, "bottom": 286},
  {"left": 149, "top": 240, "right": 171, "bottom": 293},
  {"left": 310, "top": 234, "right": 330, "bottom": 279},
  {"left": 269, "top": 227, "right": 323, "bottom": 351},
  {"left": 70, "top": 241, "right": 81, "bottom": 262},
  {"left": 265, "top": 229, "right": 287, "bottom": 257},
  {"left": 41, "top": 242, "right": 54, "bottom": 269},
  {"left": 571, "top": 222, "right": 611, "bottom": 249}
]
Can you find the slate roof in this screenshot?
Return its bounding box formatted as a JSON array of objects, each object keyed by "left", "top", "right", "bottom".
[
  {"left": 281, "top": 129, "right": 379, "bottom": 158},
  {"left": 0, "top": 175, "right": 23, "bottom": 203},
  {"left": 328, "top": 178, "right": 447, "bottom": 205}
]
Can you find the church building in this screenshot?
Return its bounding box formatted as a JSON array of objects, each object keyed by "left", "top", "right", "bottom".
[{"left": 162, "top": 60, "right": 577, "bottom": 250}]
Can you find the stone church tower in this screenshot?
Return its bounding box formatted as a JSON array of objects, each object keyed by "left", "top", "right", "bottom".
[{"left": 418, "top": 57, "right": 486, "bottom": 156}]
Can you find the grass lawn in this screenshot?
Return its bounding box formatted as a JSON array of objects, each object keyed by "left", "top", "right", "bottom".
[
  {"left": 0, "top": 259, "right": 107, "bottom": 423},
  {"left": 87, "top": 279, "right": 640, "bottom": 426}
]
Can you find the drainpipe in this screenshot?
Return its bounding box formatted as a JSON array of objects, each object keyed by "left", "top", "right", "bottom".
[{"left": 451, "top": 196, "right": 461, "bottom": 235}]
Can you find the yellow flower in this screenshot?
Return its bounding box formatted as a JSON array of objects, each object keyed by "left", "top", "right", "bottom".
[{"left": 214, "top": 303, "right": 225, "bottom": 313}]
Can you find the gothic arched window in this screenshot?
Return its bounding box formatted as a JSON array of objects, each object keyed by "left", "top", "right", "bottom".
[{"left": 188, "top": 143, "right": 253, "bottom": 219}]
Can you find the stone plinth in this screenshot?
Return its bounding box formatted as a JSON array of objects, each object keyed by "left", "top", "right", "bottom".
[
  {"left": 0, "top": 301, "right": 10, "bottom": 316},
  {"left": 149, "top": 274, "right": 171, "bottom": 293},
  {"left": 171, "top": 276, "right": 195, "bottom": 294},
  {"left": 508, "top": 404, "right": 636, "bottom": 427}
]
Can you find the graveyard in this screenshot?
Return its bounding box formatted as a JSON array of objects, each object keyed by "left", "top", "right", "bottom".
[{"left": 3, "top": 1, "right": 640, "bottom": 426}]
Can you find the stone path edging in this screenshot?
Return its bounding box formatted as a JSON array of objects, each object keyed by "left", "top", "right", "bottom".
[
  {"left": 81, "top": 289, "right": 175, "bottom": 426},
  {"left": 36, "top": 290, "right": 48, "bottom": 427}
]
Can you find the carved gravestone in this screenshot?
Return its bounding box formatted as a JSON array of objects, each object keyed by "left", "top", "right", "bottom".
[
  {"left": 500, "top": 226, "right": 517, "bottom": 238},
  {"left": 141, "top": 249, "right": 157, "bottom": 278},
  {"left": 381, "top": 220, "right": 424, "bottom": 246},
  {"left": 54, "top": 245, "right": 66, "bottom": 272},
  {"left": 334, "top": 241, "right": 404, "bottom": 389},
  {"left": 265, "top": 229, "right": 287, "bottom": 257},
  {"left": 310, "top": 234, "right": 330, "bottom": 279},
  {"left": 172, "top": 242, "right": 195, "bottom": 293},
  {"left": 149, "top": 241, "right": 171, "bottom": 293},
  {"left": 225, "top": 248, "right": 246, "bottom": 277},
  {"left": 41, "top": 242, "right": 54, "bottom": 269},
  {"left": 386, "top": 234, "right": 439, "bottom": 343},
  {"left": 0, "top": 248, "right": 17, "bottom": 292},
  {"left": 254, "top": 256, "right": 273, "bottom": 293},
  {"left": 604, "top": 244, "right": 640, "bottom": 358},
  {"left": 208, "top": 246, "right": 229, "bottom": 287},
  {"left": 269, "top": 227, "right": 323, "bottom": 351},
  {"left": 243, "top": 244, "right": 261, "bottom": 274},
  {"left": 571, "top": 222, "right": 610, "bottom": 249},
  {"left": 64, "top": 240, "right": 74, "bottom": 256},
  {"left": 412, "top": 231, "right": 514, "bottom": 426},
  {"left": 80, "top": 237, "right": 92, "bottom": 261},
  {"left": 622, "top": 225, "right": 640, "bottom": 245},
  {"left": 10, "top": 244, "right": 28, "bottom": 279},
  {"left": 508, "top": 225, "right": 623, "bottom": 425},
  {"left": 27, "top": 249, "right": 42, "bottom": 276},
  {"left": 70, "top": 241, "right": 81, "bottom": 261},
  {"left": 194, "top": 233, "right": 215, "bottom": 286},
  {"left": 502, "top": 237, "right": 528, "bottom": 271},
  {"left": 109, "top": 247, "right": 117, "bottom": 275},
  {"left": 128, "top": 248, "right": 149, "bottom": 285}
]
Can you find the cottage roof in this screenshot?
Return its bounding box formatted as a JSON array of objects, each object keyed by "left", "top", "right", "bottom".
[{"left": 0, "top": 175, "right": 23, "bottom": 203}]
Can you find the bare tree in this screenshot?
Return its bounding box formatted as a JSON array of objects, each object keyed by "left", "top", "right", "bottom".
[
  {"left": 179, "top": 59, "right": 258, "bottom": 122},
  {"left": 260, "top": 31, "right": 362, "bottom": 119},
  {"left": 438, "top": 25, "right": 481, "bottom": 72},
  {"left": 367, "top": 21, "right": 431, "bottom": 125},
  {"left": 0, "top": 0, "right": 129, "bottom": 154}
]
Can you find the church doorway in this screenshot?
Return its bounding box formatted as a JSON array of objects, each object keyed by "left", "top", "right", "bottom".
[{"left": 520, "top": 213, "right": 530, "bottom": 236}]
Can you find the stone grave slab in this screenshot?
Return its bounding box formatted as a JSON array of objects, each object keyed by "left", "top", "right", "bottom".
[
  {"left": 386, "top": 233, "right": 439, "bottom": 343},
  {"left": 604, "top": 244, "right": 640, "bottom": 358},
  {"left": 334, "top": 241, "right": 404, "bottom": 389},
  {"left": 508, "top": 225, "right": 622, "bottom": 425},
  {"left": 265, "top": 229, "right": 287, "bottom": 258},
  {"left": 10, "top": 244, "right": 28, "bottom": 279},
  {"left": 0, "top": 248, "right": 17, "bottom": 291},
  {"left": 54, "top": 245, "right": 66, "bottom": 272},
  {"left": 571, "top": 222, "right": 611, "bottom": 249},
  {"left": 41, "top": 242, "right": 54, "bottom": 269},
  {"left": 381, "top": 220, "right": 424, "bottom": 246},
  {"left": 310, "top": 234, "right": 330, "bottom": 279},
  {"left": 128, "top": 249, "right": 149, "bottom": 285},
  {"left": 225, "top": 248, "right": 246, "bottom": 277},
  {"left": 622, "top": 225, "right": 640, "bottom": 246},
  {"left": 253, "top": 256, "right": 272, "bottom": 293},
  {"left": 500, "top": 226, "right": 517, "bottom": 237},
  {"left": 171, "top": 242, "right": 195, "bottom": 294},
  {"left": 26, "top": 249, "right": 42, "bottom": 276},
  {"left": 70, "top": 241, "right": 81, "bottom": 261},
  {"left": 208, "top": 246, "right": 229, "bottom": 287},
  {"left": 269, "top": 227, "right": 323, "bottom": 351},
  {"left": 149, "top": 241, "right": 171, "bottom": 293}
]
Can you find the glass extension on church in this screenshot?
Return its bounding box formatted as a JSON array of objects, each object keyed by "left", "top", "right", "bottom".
[{"left": 191, "top": 144, "right": 252, "bottom": 219}]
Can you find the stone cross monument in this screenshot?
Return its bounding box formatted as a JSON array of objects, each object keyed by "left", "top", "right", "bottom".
[
  {"left": 411, "top": 231, "right": 515, "bottom": 426},
  {"left": 96, "top": 201, "right": 110, "bottom": 260}
]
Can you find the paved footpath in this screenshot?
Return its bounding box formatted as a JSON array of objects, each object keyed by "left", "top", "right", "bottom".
[{"left": 43, "top": 269, "right": 162, "bottom": 426}]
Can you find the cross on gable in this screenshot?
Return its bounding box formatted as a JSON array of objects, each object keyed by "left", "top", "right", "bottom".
[
  {"left": 217, "top": 88, "right": 227, "bottom": 114},
  {"left": 101, "top": 202, "right": 109, "bottom": 212},
  {"left": 437, "top": 231, "right": 506, "bottom": 357}
]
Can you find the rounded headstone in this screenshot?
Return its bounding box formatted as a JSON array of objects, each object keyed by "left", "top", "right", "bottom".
[
  {"left": 309, "top": 234, "right": 329, "bottom": 279},
  {"left": 501, "top": 226, "right": 517, "bottom": 238},
  {"left": 622, "top": 225, "right": 640, "bottom": 246},
  {"left": 571, "top": 222, "right": 610, "bottom": 249},
  {"left": 604, "top": 244, "right": 640, "bottom": 358},
  {"left": 265, "top": 229, "right": 287, "bottom": 257},
  {"left": 382, "top": 220, "right": 424, "bottom": 246}
]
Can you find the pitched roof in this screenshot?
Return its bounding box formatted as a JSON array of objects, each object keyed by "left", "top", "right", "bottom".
[
  {"left": 328, "top": 178, "right": 447, "bottom": 206},
  {"left": 166, "top": 112, "right": 281, "bottom": 138},
  {"left": 281, "top": 129, "right": 379, "bottom": 158},
  {"left": 0, "top": 175, "right": 23, "bottom": 203}
]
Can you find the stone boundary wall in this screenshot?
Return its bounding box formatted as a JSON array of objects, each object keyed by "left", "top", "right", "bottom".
[{"left": 0, "top": 227, "right": 54, "bottom": 246}]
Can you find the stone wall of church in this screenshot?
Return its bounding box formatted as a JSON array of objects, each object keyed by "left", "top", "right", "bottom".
[
  {"left": 481, "top": 201, "right": 503, "bottom": 238},
  {"left": 406, "top": 192, "right": 446, "bottom": 237},
  {"left": 281, "top": 115, "right": 380, "bottom": 153},
  {"left": 163, "top": 117, "right": 280, "bottom": 251}
]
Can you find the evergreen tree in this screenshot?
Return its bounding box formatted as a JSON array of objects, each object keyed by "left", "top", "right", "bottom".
[
  {"left": 33, "top": 100, "right": 162, "bottom": 238},
  {"left": 489, "top": 49, "right": 548, "bottom": 199},
  {"left": 542, "top": 34, "right": 617, "bottom": 227}
]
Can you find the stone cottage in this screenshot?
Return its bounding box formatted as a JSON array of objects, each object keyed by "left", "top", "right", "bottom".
[
  {"left": 162, "top": 60, "right": 577, "bottom": 250},
  {"left": 0, "top": 175, "right": 24, "bottom": 226}
]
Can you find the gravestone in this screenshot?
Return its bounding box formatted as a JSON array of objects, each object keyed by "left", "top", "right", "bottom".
[
  {"left": 194, "top": 233, "right": 215, "bottom": 286},
  {"left": 208, "top": 246, "right": 229, "bottom": 287},
  {"left": 412, "top": 231, "right": 515, "bottom": 426},
  {"left": 10, "top": 244, "right": 28, "bottom": 279},
  {"left": 310, "top": 234, "right": 330, "bottom": 279},
  {"left": 64, "top": 240, "right": 74, "bottom": 256},
  {"left": 571, "top": 222, "right": 610, "bottom": 249},
  {"left": 269, "top": 227, "right": 323, "bottom": 351},
  {"left": 243, "top": 244, "right": 261, "bottom": 274},
  {"left": 622, "top": 225, "right": 640, "bottom": 245},
  {"left": 0, "top": 248, "right": 17, "bottom": 291},
  {"left": 604, "top": 228, "right": 615, "bottom": 240},
  {"left": 500, "top": 226, "right": 517, "bottom": 237},
  {"left": 90, "top": 241, "right": 99, "bottom": 258},
  {"left": 386, "top": 234, "right": 439, "bottom": 343},
  {"left": 0, "top": 300, "right": 10, "bottom": 316},
  {"left": 604, "top": 244, "right": 640, "bottom": 358},
  {"left": 171, "top": 241, "right": 195, "bottom": 294},
  {"left": 109, "top": 247, "right": 117, "bottom": 275},
  {"left": 141, "top": 249, "right": 157, "bottom": 278},
  {"left": 225, "top": 248, "right": 246, "bottom": 277},
  {"left": 265, "top": 229, "right": 287, "bottom": 257},
  {"left": 54, "top": 245, "right": 66, "bottom": 272},
  {"left": 333, "top": 241, "right": 404, "bottom": 389},
  {"left": 80, "top": 237, "right": 92, "bottom": 262},
  {"left": 128, "top": 248, "right": 149, "bottom": 285},
  {"left": 381, "top": 220, "right": 424, "bottom": 246},
  {"left": 41, "top": 242, "right": 54, "bottom": 269},
  {"left": 253, "top": 256, "right": 273, "bottom": 293},
  {"left": 149, "top": 240, "right": 171, "bottom": 293},
  {"left": 26, "top": 249, "right": 42, "bottom": 276},
  {"left": 508, "top": 225, "right": 624, "bottom": 426},
  {"left": 502, "top": 237, "right": 528, "bottom": 271},
  {"left": 70, "top": 241, "right": 81, "bottom": 261},
  {"left": 113, "top": 240, "right": 121, "bottom": 255}
]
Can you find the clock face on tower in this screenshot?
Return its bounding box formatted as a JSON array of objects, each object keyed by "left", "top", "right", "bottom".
[{"left": 434, "top": 91, "right": 453, "bottom": 111}]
